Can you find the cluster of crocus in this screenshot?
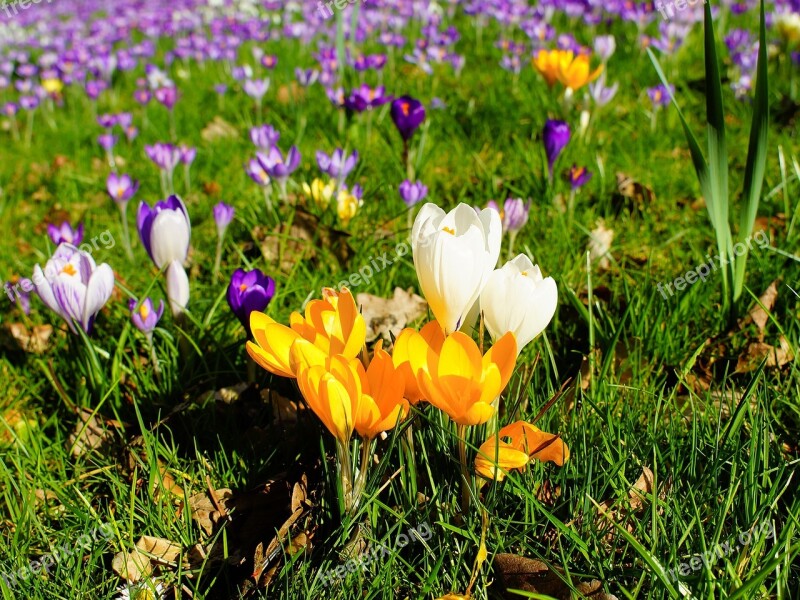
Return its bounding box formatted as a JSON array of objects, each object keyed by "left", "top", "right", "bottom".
[
  {"left": 47, "top": 222, "right": 84, "bottom": 247},
  {"left": 246, "top": 136, "right": 301, "bottom": 209},
  {"left": 248, "top": 288, "right": 409, "bottom": 514},
  {"left": 145, "top": 143, "right": 182, "bottom": 196}
]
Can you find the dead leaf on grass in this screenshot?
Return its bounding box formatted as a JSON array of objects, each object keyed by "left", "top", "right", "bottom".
[
  {"left": 493, "top": 553, "right": 617, "bottom": 599},
  {"left": 201, "top": 116, "right": 239, "bottom": 141},
  {"left": 68, "top": 408, "right": 121, "bottom": 458},
  {"left": 357, "top": 287, "right": 427, "bottom": 343},
  {"left": 2, "top": 323, "right": 53, "bottom": 354},
  {"left": 588, "top": 222, "right": 614, "bottom": 271},
  {"left": 735, "top": 336, "right": 794, "bottom": 373}
]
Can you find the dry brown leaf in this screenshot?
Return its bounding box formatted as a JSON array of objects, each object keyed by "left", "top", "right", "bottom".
[
  {"left": 735, "top": 336, "right": 794, "bottom": 373},
  {"left": 189, "top": 488, "right": 235, "bottom": 536},
  {"left": 493, "top": 553, "right": 617, "bottom": 599},
  {"left": 68, "top": 408, "right": 119, "bottom": 458},
  {"left": 156, "top": 462, "right": 185, "bottom": 499},
  {"left": 588, "top": 222, "right": 614, "bottom": 271},
  {"left": 357, "top": 287, "right": 428, "bottom": 343},
  {"left": 614, "top": 172, "right": 654, "bottom": 214},
  {"left": 262, "top": 388, "right": 304, "bottom": 426},
  {"left": 112, "top": 549, "right": 153, "bottom": 582},
  {"left": 744, "top": 280, "right": 779, "bottom": 336},
  {"left": 628, "top": 466, "right": 654, "bottom": 511},
  {"left": 136, "top": 536, "right": 181, "bottom": 565},
  {"left": 3, "top": 323, "right": 53, "bottom": 354},
  {"left": 201, "top": 116, "right": 239, "bottom": 141}
]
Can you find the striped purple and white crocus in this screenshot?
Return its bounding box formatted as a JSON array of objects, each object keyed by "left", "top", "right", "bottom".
[
  {"left": 137, "top": 195, "right": 191, "bottom": 317},
  {"left": 33, "top": 244, "right": 115, "bottom": 334}
]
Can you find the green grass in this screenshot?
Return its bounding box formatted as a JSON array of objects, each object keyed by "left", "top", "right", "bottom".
[{"left": 1, "top": 6, "right": 799, "bottom": 600}]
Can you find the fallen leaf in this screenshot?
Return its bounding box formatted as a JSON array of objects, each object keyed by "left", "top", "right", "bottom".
[
  {"left": 112, "top": 549, "right": 153, "bottom": 582},
  {"left": 735, "top": 336, "right": 795, "bottom": 373},
  {"left": 357, "top": 287, "right": 428, "bottom": 343},
  {"left": 741, "top": 280, "right": 779, "bottom": 336},
  {"left": 68, "top": 408, "right": 120, "bottom": 458},
  {"left": 2, "top": 323, "right": 53, "bottom": 354},
  {"left": 613, "top": 172, "right": 654, "bottom": 214},
  {"left": 201, "top": 116, "right": 239, "bottom": 141},
  {"left": 493, "top": 553, "right": 617, "bottom": 599},
  {"left": 588, "top": 222, "right": 614, "bottom": 271},
  {"left": 189, "top": 487, "right": 235, "bottom": 536}
]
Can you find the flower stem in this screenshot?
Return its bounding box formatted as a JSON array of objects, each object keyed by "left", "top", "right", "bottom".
[
  {"left": 457, "top": 424, "right": 471, "bottom": 517},
  {"left": 336, "top": 440, "right": 355, "bottom": 516},
  {"left": 213, "top": 236, "right": 223, "bottom": 281},
  {"left": 118, "top": 204, "right": 134, "bottom": 260}
]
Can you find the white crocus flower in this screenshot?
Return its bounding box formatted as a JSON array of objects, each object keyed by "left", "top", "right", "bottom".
[
  {"left": 480, "top": 255, "right": 557, "bottom": 354},
  {"left": 411, "top": 202, "right": 501, "bottom": 334}
]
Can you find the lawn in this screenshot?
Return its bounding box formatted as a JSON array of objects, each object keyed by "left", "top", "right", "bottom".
[{"left": 0, "top": 0, "right": 798, "bottom": 598}]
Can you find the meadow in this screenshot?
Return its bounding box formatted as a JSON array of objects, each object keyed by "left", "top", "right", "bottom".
[{"left": 0, "top": 0, "right": 799, "bottom": 598}]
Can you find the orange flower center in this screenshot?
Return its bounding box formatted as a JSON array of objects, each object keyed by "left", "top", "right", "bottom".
[{"left": 61, "top": 264, "right": 77, "bottom": 276}]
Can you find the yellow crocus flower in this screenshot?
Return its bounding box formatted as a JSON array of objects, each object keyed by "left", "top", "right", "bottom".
[{"left": 474, "top": 420, "right": 569, "bottom": 482}]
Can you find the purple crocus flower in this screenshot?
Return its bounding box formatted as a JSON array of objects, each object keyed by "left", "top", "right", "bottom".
[
  {"left": 20, "top": 96, "right": 39, "bottom": 111},
  {"left": 501, "top": 198, "right": 531, "bottom": 233},
  {"left": 256, "top": 146, "right": 301, "bottom": 180},
  {"left": 106, "top": 173, "right": 140, "bottom": 205},
  {"left": 390, "top": 96, "right": 426, "bottom": 141},
  {"left": 178, "top": 145, "right": 197, "bottom": 165},
  {"left": 97, "top": 134, "right": 118, "bottom": 152},
  {"left": 97, "top": 113, "right": 117, "bottom": 128},
  {"left": 245, "top": 158, "right": 271, "bottom": 186},
  {"left": 647, "top": 84, "right": 673, "bottom": 108},
  {"left": 214, "top": 84, "right": 228, "bottom": 96},
  {"left": 589, "top": 73, "right": 619, "bottom": 107},
  {"left": 344, "top": 84, "right": 392, "bottom": 112},
  {"left": 145, "top": 143, "right": 182, "bottom": 174},
  {"left": 154, "top": 86, "right": 179, "bottom": 110},
  {"left": 398, "top": 180, "right": 428, "bottom": 207},
  {"left": 133, "top": 89, "right": 152, "bottom": 105},
  {"left": 261, "top": 55, "right": 278, "bottom": 69},
  {"left": 137, "top": 195, "right": 191, "bottom": 269},
  {"left": 213, "top": 202, "right": 235, "bottom": 238},
  {"left": 295, "top": 68, "right": 319, "bottom": 87},
  {"left": 47, "top": 222, "right": 84, "bottom": 246},
  {"left": 32, "top": 244, "right": 115, "bottom": 334},
  {"left": 226, "top": 268, "right": 276, "bottom": 335},
  {"left": 316, "top": 148, "right": 358, "bottom": 182},
  {"left": 249, "top": 124, "right": 280, "bottom": 149},
  {"left": 593, "top": 35, "right": 616, "bottom": 62},
  {"left": 129, "top": 297, "right": 164, "bottom": 333},
  {"left": 243, "top": 78, "right": 270, "bottom": 102},
  {"left": 3, "top": 102, "right": 19, "bottom": 117},
  {"left": 568, "top": 165, "right": 593, "bottom": 190},
  {"left": 543, "top": 119, "right": 571, "bottom": 177}
]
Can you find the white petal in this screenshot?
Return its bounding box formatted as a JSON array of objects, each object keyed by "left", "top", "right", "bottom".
[
  {"left": 82, "top": 263, "right": 115, "bottom": 330},
  {"left": 166, "top": 261, "right": 190, "bottom": 316},
  {"left": 150, "top": 210, "right": 190, "bottom": 268}
]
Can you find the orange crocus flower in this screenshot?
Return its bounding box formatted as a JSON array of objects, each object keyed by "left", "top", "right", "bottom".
[{"left": 474, "top": 420, "right": 569, "bottom": 481}]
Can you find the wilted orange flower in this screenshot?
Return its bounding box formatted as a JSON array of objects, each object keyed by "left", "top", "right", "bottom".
[
  {"left": 475, "top": 420, "right": 569, "bottom": 481},
  {"left": 247, "top": 287, "right": 366, "bottom": 378}
]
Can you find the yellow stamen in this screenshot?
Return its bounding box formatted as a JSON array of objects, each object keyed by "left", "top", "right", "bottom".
[
  {"left": 442, "top": 227, "right": 456, "bottom": 235},
  {"left": 61, "top": 264, "right": 77, "bottom": 276}
]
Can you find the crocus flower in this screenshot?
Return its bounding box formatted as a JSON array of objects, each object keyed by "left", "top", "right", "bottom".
[
  {"left": 589, "top": 73, "right": 619, "bottom": 107},
  {"left": 226, "top": 268, "right": 276, "bottom": 334},
  {"left": 316, "top": 148, "right": 358, "bottom": 182},
  {"left": 178, "top": 145, "right": 196, "bottom": 165},
  {"left": 249, "top": 124, "right": 280, "bottom": 149},
  {"left": 137, "top": 195, "right": 191, "bottom": 270},
  {"left": 480, "top": 255, "right": 557, "bottom": 354},
  {"left": 33, "top": 244, "right": 114, "bottom": 334},
  {"left": 243, "top": 78, "right": 270, "bottom": 102},
  {"left": 97, "top": 134, "right": 118, "bottom": 152},
  {"left": 106, "top": 173, "right": 139, "bottom": 205},
  {"left": 247, "top": 287, "right": 366, "bottom": 379},
  {"left": 295, "top": 68, "right": 319, "bottom": 86},
  {"left": 245, "top": 158, "right": 271, "bottom": 187},
  {"left": 568, "top": 165, "right": 593, "bottom": 189},
  {"left": 411, "top": 203, "right": 502, "bottom": 334},
  {"left": 344, "top": 84, "right": 392, "bottom": 112},
  {"left": 542, "top": 119, "right": 570, "bottom": 177},
  {"left": 647, "top": 84, "right": 673, "bottom": 108},
  {"left": 475, "top": 420, "right": 569, "bottom": 481},
  {"left": 213, "top": 202, "right": 235, "bottom": 238},
  {"left": 261, "top": 55, "right": 278, "bottom": 69},
  {"left": 257, "top": 146, "right": 301, "bottom": 180},
  {"left": 390, "top": 96, "right": 426, "bottom": 141},
  {"left": 392, "top": 321, "right": 445, "bottom": 404},
  {"left": 129, "top": 297, "right": 165, "bottom": 333},
  {"left": 414, "top": 330, "right": 517, "bottom": 426},
  {"left": 302, "top": 178, "right": 336, "bottom": 209},
  {"left": 134, "top": 89, "right": 152, "bottom": 105},
  {"left": 533, "top": 49, "right": 603, "bottom": 92},
  {"left": 337, "top": 185, "right": 363, "bottom": 224},
  {"left": 154, "top": 86, "right": 179, "bottom": 109},
  {"left": 593, "top": 35, "right": 616, "bottom": 62},
  {"left": 47, "top": 222, "right": 84, "bottom": 246},
  {"left": 145, "top": 143, "right": 181, "bottom": 174},
  {"left": 399, "top": 180, "right": 428, "bottom": 207},
  {"left": 97, "top": 113, "right": 117, "bottom": 128},
  {"left": 501, "top": 198, "right": 530, "bottom": 233}
]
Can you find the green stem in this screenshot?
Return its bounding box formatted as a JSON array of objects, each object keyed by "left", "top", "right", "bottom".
[{"left": 457, "top": 425, "right": 471, "bottom": 517}]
